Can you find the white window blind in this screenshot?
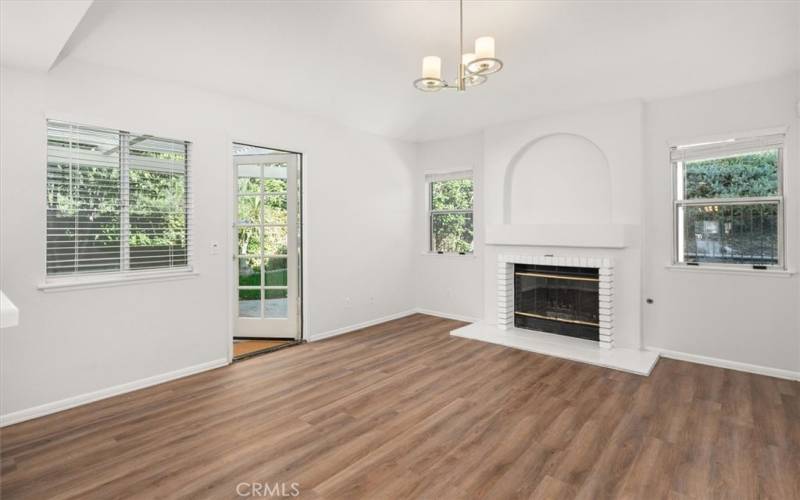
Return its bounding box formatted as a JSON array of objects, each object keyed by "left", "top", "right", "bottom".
[
  {"left": 424, "top": 169, "right": 473, "bottom": 183},
  {"left": 46, "top": 121, "right": 191, "bottom": 277}
]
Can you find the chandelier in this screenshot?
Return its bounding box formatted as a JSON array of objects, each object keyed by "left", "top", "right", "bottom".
[{"left": 413, "top": 0, "right": 503, "bottom": 92}]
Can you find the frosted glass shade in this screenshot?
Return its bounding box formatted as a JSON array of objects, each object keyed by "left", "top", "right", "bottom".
[
  {"left": 475, "top": 36, "right": 495, "bottom": 59},
  {"left": 422, "top": 56, "right": 442, "bottom": 79}
]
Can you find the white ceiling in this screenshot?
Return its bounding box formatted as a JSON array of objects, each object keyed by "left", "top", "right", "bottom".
[
  {"left": 9, "top": 1, "right": 800, "bottom": 142},
  {"left": 0, "top": 0, "right": 92, "bottom": 71}
]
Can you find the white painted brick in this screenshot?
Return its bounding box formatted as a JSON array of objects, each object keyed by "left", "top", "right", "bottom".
[
  {"left": 598, "top": 341, "right": 613, "bottom": 349},
  {"left": 599, "top": 314, "right": 613, "bottom": 323}
]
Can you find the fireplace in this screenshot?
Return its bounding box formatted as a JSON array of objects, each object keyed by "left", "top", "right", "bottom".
[{"left": 513, "top": 263, "right": 600, "bottom": 341}]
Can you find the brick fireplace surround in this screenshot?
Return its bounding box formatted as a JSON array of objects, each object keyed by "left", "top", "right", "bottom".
[{"left": 496, "top": 254, "right": 614, "bottom": 349}]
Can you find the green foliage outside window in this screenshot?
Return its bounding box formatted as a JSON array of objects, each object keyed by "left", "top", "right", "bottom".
[
  {"left": 46, "top": 140, "right": 188, "bottom": 273},
  {"left": 683, "top": 150, "right": 778, "bottom": 199},
  {"left": 680, "top": 149, "right": 780, "bottom": 265},
  {"left": 430, "top": 178, "right": 473, "bottom": 253}
]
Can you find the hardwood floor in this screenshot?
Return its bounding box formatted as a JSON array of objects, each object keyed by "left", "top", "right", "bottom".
[{"left": 1, "top": 313, "right": 798, "bottom": 499}]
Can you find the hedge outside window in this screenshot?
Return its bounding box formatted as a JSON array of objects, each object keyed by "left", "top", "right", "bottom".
[{"left": 672, "top": 133, "right": 784, "bottom": 269}]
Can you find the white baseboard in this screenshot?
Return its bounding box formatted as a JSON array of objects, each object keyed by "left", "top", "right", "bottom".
[
  {"left": 307, "top": 309, "right": 418, "bottom": 342},
  {"left": 647, "top": 347, "right": 800, "bottom": 381},
  {"left": 414, "top": 308, "right": 480, "bottom": 324},
  {"left": 0, "top": 358, "right": 229, "bottom": 427}
]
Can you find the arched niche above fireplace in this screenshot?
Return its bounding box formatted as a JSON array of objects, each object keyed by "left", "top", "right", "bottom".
[{"left": 503, "top": 133, "right": 612, "bottom": 225}]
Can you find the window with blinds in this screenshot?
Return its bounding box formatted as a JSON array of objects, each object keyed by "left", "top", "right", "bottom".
[{"left": 46, "top": 121, "right": 191, "bottom": 277}]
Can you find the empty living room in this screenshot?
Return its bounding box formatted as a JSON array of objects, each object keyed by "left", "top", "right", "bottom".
[{"left": 1, "top": 0, "right": 799, "bottom": 498}]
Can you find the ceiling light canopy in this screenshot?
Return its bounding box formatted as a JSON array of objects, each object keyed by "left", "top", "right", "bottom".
[{"left": 414, "top": 0, "right": 503, "bottom": 92}]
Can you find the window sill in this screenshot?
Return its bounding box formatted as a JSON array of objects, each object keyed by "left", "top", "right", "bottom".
[
  {"left": 38, "top": 269, "right": 199, "bottom": 292},
  {"left": 420, "top": 252, "right": 478, "bottom": 259},
  {"left": 665, "top": 264, "right": 795, "bottom": 278}
]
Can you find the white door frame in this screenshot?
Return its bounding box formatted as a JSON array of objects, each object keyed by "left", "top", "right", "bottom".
[{"left": 228, "top": 143, "right": 304, "bottom": 357}]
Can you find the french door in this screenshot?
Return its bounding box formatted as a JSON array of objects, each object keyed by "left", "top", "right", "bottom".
[{"left": 234, "top": 148, "right": 301, "bottom": 339}]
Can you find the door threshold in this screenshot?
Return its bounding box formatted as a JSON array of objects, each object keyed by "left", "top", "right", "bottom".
[{"left": 233, "top": 339, "right": 303, "bottom": 361}]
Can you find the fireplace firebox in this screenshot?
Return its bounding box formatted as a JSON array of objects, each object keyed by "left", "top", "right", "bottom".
[{"left": 513, "top": 263, "right": 599, "bottom": 341}]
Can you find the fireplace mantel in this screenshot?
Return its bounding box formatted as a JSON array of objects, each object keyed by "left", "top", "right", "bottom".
[{"left": 486, "top": 224, "right": 637, "bottom": 248}]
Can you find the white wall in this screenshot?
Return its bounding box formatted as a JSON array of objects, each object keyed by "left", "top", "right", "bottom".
[
  {"left": 0, "top": 61, "right": 416, "bottom": 421},
  {"left": 412, "top": 133, "right": 484, "bottom": 321},
  {"left": 642, "top": 75, "right": 800, "bottom": 374}
]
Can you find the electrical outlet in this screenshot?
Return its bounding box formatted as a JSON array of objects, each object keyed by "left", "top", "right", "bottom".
[{"left": 209, "top": 241, "right": 220, "bottom": 255}]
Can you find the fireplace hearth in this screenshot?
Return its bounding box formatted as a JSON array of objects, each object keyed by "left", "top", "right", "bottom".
[{"left": 513, "top": 263, "right": 600, "bottom": 341}]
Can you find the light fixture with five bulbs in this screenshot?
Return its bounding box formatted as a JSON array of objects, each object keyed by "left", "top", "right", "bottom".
[{"left": 413, "top": 0, "right": 503, "bottom": 92}]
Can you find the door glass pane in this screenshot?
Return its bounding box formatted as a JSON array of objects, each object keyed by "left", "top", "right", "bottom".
[
  {"left": 264, "top": 288, "right": 288, "bottom": 318},
  {"left": 264, "top": 195, "right": 287, "bottom": 225},
  {"left": 263, "top": 226, "right": 288, "bottom": 255},
  {"left": 237, "top": 196, "right": 261, "bottom": 225},
  {"left": 237, "top": 164, "right": 262, "bottom": 194},
  {"left": 264, "top": 257, "right": 287, "bottom": 286},
  {"left": 238, "top": 257, "right": 261, "bottom": 287},
  {"left": 237, "top": 227, "right": 261, "bottom": 255},
  {"left": 263, "top": 163, "right": 287, "bottom": 193},
  {"left": 238, "top": 288, "right": 261, "bottom": 318}
]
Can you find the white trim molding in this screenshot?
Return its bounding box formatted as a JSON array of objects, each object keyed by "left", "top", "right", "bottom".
[
  {"left": 414, "top": 308, "right": 480, "bottom": 324},
  {"left": 38, "top": 270, "right": 199, "bottom": 292},
  {"left": 0, "top": 357, "right": 228, "bottom": 427},
  {"left": 307, "top": 310, "right": 417, "bottom": 342},
  {"left": 647, "top": 347, "right": 800, "bottom": 381}
]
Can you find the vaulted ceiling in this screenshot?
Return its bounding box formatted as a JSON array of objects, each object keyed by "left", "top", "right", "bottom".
[{"left": 3, "top": 1, "right": 799, "bottom": 142}]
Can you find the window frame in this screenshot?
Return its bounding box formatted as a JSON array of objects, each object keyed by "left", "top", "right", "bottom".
[
  {"left": 44, "top": 120, "right": 193, "bottom": 284},
  {"left": 670, "top": 132, "right": 786, "bottom": 271},
  {"left": 426, "top": 171, "right": 474, "bottom": 255}
]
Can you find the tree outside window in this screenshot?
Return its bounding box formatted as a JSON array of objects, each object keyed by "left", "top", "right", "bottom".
[{"left": 429, "top": 176, "right": 473, "bottom": 254}]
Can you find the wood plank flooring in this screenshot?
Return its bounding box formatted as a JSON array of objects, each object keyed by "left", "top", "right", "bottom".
[{"left": 1, "top": 313, "right": 798, "bottom": 499}]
